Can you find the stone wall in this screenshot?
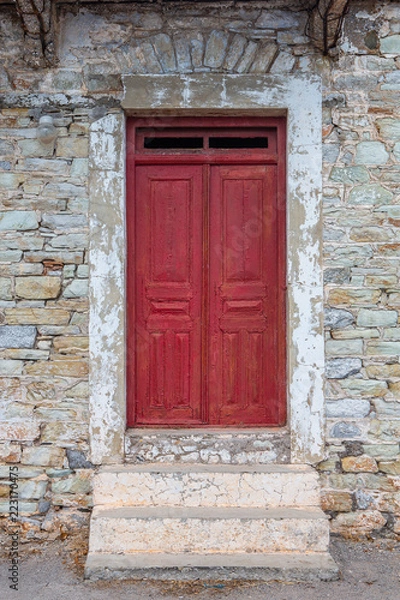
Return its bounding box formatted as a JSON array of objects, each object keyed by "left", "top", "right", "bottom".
[
  {"left": 0, "top": 0, "right": 399, "bottom": 549},
  {"left": 0, "top": 106, "right": 92, "bottom": 549},
  {"left": 320, "top": 2, "right": 400, "bottom": 540}
]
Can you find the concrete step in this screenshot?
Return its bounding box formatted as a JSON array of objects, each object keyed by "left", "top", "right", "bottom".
[
  {"left": 93, "top": 463, "right": 321, "bottom": 508},
  {"left": 88, "top": 506, "right": 330, "bottom": 554},
  {"left": 85, "top": 551, "right": 340, "bottom": 582}
]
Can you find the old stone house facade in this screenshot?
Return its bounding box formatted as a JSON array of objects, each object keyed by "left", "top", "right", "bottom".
[{"left": 0, "top": 0, "right": 400, "bottom": 580}]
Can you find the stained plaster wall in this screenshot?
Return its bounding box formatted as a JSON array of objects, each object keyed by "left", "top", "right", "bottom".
[{"left": 0, "top": 0, "right": 399, "bottom": 550}]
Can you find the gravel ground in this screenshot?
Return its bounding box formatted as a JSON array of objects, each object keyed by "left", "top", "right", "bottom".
[{"left": 1, "top": 538, "right": 400, "bottom": 600}]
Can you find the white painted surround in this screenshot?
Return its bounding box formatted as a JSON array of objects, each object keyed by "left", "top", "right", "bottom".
[{"left": 88, "top": 74, "right": 324, "bottom": 466}]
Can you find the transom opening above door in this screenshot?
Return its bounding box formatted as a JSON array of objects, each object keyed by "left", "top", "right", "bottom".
[{"left": 134, "top": 119, "right": 277, "bottom": 156}]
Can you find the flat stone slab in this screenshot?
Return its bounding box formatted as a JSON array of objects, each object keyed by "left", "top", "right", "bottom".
[
  {"left": 93, "top": 463, "right": 320, "bottom": 509},
  {"left": 85, "top": 551, "right": 340, "bottom": 582},
  {"left": 0, "top": 325, "right": 36, "bottom": 348},
  {"left": 88, "top": 506, "right": 329, "bottom": 554}
]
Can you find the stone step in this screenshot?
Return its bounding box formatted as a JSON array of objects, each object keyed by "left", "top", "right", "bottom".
[
  {"left": 93, "top": 463, "right": 321, "bottom": 508},
  {"left": 88, "top": 506, "right": 330, "bottom": 554},
  {"left": 85, "top": 551, "right": 340, "bottom": 582}
]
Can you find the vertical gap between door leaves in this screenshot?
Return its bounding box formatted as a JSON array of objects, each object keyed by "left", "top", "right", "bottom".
[{"left": 202, "top": 163, "right": 210, "bottom": 424}]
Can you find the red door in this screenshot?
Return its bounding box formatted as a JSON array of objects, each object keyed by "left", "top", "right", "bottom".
[
  {"left": 134, "top": 165, "right": 204, "bottom": 425},
  {"left": 127, "top": 118, "right": 286, "bottom": 427},
  {"left": 209, "top": 165, "right": 281, "bottom": 425}
]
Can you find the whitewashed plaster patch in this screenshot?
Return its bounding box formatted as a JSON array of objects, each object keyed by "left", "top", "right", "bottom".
[{"left": 89, "top": 112, "right": 126, "bottom": 464}]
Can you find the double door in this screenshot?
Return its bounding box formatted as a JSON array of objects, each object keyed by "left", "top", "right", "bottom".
[{"left": 127, "top": 119, "right": 286, "bottom": 427}]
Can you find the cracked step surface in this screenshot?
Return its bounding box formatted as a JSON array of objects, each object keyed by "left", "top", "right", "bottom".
[
  {"left": 93, "top": 463, "right": 320, "bottom": 508},
  {"left": 88, "top": 506, "right": 330, "bottom": 554}
]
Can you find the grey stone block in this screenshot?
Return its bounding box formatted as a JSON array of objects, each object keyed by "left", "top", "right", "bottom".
[
  {"left": 204, "top": 31, "right": 229, "bottom": 68},
  {"left": 323, "top": 144, "right": 340, "bottom": 163},
  {"left": 49, "top": 233, "right": 88, "bottom": 249},
  {"left": 87, "top": 74, "right": 122, "bottom": 93},
  {"left": 152, "top": 34, "right": 176, "bottom": 73},
  {"left": 326, "top": 358, "right": 362, "bottom": 379},
  {"left": 355, "top": 141, "right": 389, "bottom": 165},
  {"left": 323, "top": 269, "right": 351, "bottom": 285},
  {"left": 224, "top": 34, "right": 247, "bottom": 71},
  {"left": 255, "top": 10, "right": 300, "bottom": 30},
  {"left": 41, "top": 214, "right": 88, "bottom": 230},
  {"left": 77, "top": 264, "right": 89, "bottom": 278},
  {"left": 322, "top": 93, "right": 346, "bottom": 108},
  {"left": 0, "top": 140, "right": 13, "bottom": 155},
  {"left": 0, "top": 211, "right": 38, "bottom": 231},
  {"left": 376, "top": 117, "right": 400, "bottom": 141},
  {"left": 190, "top": 33, "right": 205, "bottom": 69},
  {"left": 0, "top": 277, "right": 12, "bottom": 300},
  {"left": 38, "top": 500, "right": 51, "bottom": 514},
  {"left": 381, "top": 34, "right": 400, "bottom": 54},
  {"left": 137, "top": 42, "right": 162, "bottom": 73},
  {"left": 354, "top": 490, "right": 374, "bottom": 510},
  {"left": 326, "top": 338, "right": 363, "bottom": 356},
  {"left": 0, "top": 325, "right": 36, "bottom": 348},
  {"left": 235, "top": 41, "right": 258, "bottom": 73},
  {"left": 250, "top": 43, "right": 277, "bottom": 73},
  {"left": 357, "top": 309, "right": 398, "bottom": 327},
  {"left": 348, "top": 184, "right": 393, "bottom": 205},
  {"left": 153, "top": 33, "right": 176, "bottom": 73},
  {"left": 63, "top": 279, "right": 89, "bottom": 298},
  {"left": 326, "top": 399, "right": 370, "bottom": 418},
  {"left": 53, "top": 70, "right": 84, "bottom": 91},
  {"left": 0, "top": 360, "right": 23, "bottom": 375},
  {"left": 329, "top": 166, "right": 370, "bottom": 184},
  {"left": 270, "top": 51, "right": 295, "bottom": 73},
  {"left": 173, "top": 34, "right": 192, "bottom": 72},
  {"left": 330, "top": 422, "right": 361, "bottom": 438},
  {"left": 66, "top": 449, "right": 94, "bottom": 470},
  {"left": 393, "top": 143, "right": 400, "bottom": 161},
  {"left": 324, "top": 308, "right": 355, "bottom": 329}
]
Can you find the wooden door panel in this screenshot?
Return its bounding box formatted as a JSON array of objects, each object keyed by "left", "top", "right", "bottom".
[
  {"left": 135, "top": 165, "right": 203, "bottom": 425},
  {"left": 209, "top": 165, "right": 282, "bottom": 425},
  {"left": 128, "top": 118, "right": 286, "bottom": 428}
]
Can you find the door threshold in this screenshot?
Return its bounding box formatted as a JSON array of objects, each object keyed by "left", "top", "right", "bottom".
[{"left": 127, "top": 427, "right": 289, "bottom": 435}]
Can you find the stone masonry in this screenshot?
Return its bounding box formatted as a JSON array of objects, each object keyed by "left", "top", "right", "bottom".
[{"left": 0, "top": 0, "right": 400, "bottom": 551}]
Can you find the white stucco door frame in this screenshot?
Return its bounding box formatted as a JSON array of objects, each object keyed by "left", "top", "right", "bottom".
[{"left": 88, "top": 73, "right": 324, "bottom": 466}]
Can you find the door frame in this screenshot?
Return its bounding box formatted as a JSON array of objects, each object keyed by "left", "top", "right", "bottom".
[
  {"left": 126, "top": 117, "right": 287, "bottom": 428},
  {"left": 88, "top": 73, "right": 324, "bottom": 465}
]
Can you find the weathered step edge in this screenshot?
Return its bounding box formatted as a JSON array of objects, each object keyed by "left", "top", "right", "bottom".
[
  {"left": 85, "top": 552, "right": 340, "bottom": 582},
  {"left": 91, "top": 505, "right": 328, "bottom": 519},
  {"left": 92, "top": 463, "right": 321, "bottom": 508},
  {"left": 97, "top": 463, "right": 314, "bottom": 474}
]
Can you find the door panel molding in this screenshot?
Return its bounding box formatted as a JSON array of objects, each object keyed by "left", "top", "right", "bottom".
[
  {"left": 133, "top": 164, "right": 203, "bottom": 425},
  {"left": 208, "top": 163, "right": 285, "bottom": 426}
]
